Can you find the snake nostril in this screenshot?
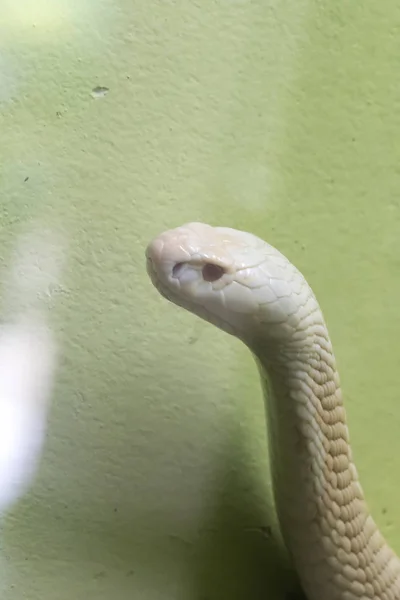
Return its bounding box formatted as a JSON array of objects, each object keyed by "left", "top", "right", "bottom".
[
  {"left": 202, "top": 263, "right": 225, "bottom": 282},
  {"left": 172, "top": 262, "right": 185, "bottom": 278}
]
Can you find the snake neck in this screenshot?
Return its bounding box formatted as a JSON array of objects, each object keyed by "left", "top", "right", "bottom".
[{"left": 253, "top": 327, "right": 400, "bottom": 600}]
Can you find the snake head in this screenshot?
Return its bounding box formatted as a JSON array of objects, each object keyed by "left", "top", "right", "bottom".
[{"left": 146, "top": 222, "right": 317, "bottom": 348}]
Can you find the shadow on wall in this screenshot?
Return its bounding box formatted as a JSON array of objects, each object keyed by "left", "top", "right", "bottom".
[
  {"left": 187, "top": 431, "right": 306, "bottom": 600},
  {"left": 2, "top": 312, "right": 307, "bottom": 599},
  {"left": 2, "top": 371, "right": 308, "bottom": 600},
  {"left": 3, "top": 433, "right": 308, "bottom": 600}
]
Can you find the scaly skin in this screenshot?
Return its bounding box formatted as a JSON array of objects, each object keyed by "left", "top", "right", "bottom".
[{"left": 146, "top": 222, "right": 400, "bottom": 600}]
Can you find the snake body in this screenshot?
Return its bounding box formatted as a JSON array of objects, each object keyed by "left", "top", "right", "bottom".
[{"left": 146, "top": 222, "right": 400, "bottom": 600}]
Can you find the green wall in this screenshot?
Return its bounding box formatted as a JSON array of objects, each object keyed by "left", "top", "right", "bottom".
[{"left": 1, "top": 1, "right": 400, "bottom": 598}]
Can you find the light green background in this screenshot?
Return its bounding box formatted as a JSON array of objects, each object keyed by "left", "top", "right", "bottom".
[{"left": 1, "top": 1, "right": 400, "bottom": 598}]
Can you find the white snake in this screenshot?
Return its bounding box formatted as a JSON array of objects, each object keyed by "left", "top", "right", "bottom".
[{"left": 145, "top": 222, "right": 400, "bottom": 600}]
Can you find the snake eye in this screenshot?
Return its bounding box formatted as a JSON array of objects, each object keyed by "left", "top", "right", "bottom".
[{"left": 202, "top": 263, "right": 225, "bottom": 282}]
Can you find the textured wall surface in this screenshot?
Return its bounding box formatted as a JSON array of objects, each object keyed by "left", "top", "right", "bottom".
[{"left": 1, "top": 1, "right": 400, "bottom": 598}]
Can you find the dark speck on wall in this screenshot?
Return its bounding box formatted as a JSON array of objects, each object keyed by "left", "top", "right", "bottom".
[
  {"left": 94, "top": 571, "right": 106, "bottom": 579},
  {"left": 91, "top": 86, "right": 109, "bottom": 99}
]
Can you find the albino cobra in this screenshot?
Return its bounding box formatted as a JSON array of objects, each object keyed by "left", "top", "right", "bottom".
[{"left": 145, "top": 222, "right": 400, "bottom": 600}]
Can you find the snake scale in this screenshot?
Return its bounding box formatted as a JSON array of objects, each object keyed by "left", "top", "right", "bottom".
[{"left": 145, "top": 221, "right": 400, "bottom": 600}]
